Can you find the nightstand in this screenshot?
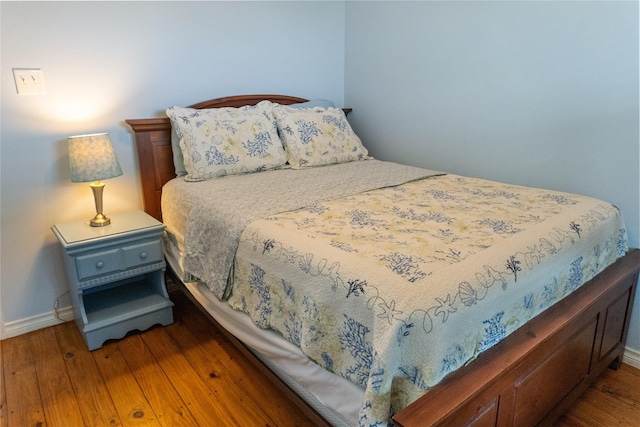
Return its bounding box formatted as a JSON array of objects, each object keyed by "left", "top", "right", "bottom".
[{"left": 52, "top": 210, "right": 173, "bottom": 350}]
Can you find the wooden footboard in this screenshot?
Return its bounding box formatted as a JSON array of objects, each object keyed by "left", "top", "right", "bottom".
[
  {"left": 127, "top": 94, "right": 639, "bottom": 426},
  {"left": 393, "top": 248, "right": 639, "bottom": 427}
]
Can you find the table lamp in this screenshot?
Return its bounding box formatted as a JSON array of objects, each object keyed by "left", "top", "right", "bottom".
[{"left": 68, "top": 133, "right": 123, "bottom": 227}]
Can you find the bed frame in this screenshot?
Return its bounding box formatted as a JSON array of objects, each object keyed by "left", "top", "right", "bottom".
[{"left": 126, "top": 95, "right": 639, "bottom": 426}]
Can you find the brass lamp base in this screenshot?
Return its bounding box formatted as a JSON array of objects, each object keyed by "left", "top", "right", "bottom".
[
  {"left": 90, "top": 213, "right": 111, "bottom": 227},
  {"left": 89, "top": 181, "right": 111, "bottom": 227}
]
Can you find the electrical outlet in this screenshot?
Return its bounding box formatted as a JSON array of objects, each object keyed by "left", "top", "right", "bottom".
[{"left": 13, "top": 68, "right": 46, "bottom": 95}]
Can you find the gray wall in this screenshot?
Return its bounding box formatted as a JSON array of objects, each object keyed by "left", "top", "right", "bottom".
[{"left": 345, "top": 1, "right": 640, "bottom": 355}]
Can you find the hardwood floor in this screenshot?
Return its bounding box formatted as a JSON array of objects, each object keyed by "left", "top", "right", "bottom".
[
  {"left": 553, "top": 363, "right": 640, "bottom": 427},
  {"left": 1, "top": 285, "right": 639, "bottom": 426},
  {"left": 0, "top": 287, "right": 316, "bottom": 427}
]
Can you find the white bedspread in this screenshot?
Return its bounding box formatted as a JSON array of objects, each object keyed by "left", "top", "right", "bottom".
[{"left": 162, "top": 162, "right": 628, "bottom": 426}]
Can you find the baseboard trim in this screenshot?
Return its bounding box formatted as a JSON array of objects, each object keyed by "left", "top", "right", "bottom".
[
  {"left": 2, "top": 305, "right": 74, "bottom": 339},
  {"left": 623, "top": 346, "right": 640, "bottom": 369}
]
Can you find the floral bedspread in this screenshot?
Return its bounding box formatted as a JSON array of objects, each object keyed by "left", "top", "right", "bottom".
[
  {"left": 225, "top": 174, "right": 628, "bottom": 426},
  {"left": 162, "top": 160, "right": 439, "bottom": 299}
]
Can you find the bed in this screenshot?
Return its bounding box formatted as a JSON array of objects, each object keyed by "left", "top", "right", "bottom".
[{"left": 126, "top": 94, "right": 639, "bottom": 426}]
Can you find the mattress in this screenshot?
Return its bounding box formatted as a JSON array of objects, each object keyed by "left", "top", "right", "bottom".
[
  {"left": 163, "top": 237, "right": 363, "bottom": 426},
  {"left": 162, "top": 160, "right": 627, "bottom": 426}
]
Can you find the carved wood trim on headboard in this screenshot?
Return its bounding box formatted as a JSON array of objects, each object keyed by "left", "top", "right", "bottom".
[{"left": 125, "top": 95, "right": 313, "bottom": 221}]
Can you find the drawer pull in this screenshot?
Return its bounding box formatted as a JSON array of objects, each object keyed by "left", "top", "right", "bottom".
[
  {"left": 140, "top": 252, "right": 148, "bottom": 259},
  {"left": 96, "top": 261, "right": 104, "bottom": 269}
]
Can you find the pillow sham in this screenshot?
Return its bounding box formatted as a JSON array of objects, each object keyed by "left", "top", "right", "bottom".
[
  {"left": 166, "top": 101, "right": 287, "bottom": 181},
  {"left": 168, "top": 99, "right": 336, "bottom": 176},
  {"left": 272, "top": 104, "right": 369, "bottom": 169},
  {"left": 170, "top": 128, "right": 187, "bottom": 176}
]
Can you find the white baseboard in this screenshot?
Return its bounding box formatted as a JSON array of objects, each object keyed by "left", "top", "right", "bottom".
[
  {"left": 623, "top": 346, "right": 640, "bottom": 369},
  {"left": 2, "top": 305, "right": 74, "bottom": 339}
]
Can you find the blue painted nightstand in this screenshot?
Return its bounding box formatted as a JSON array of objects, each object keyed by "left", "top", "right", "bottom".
[{"left": 52, "top": 210, "right": 173, "bottom": 350}]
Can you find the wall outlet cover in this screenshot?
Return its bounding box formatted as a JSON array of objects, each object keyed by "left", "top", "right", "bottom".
[{"left": 13, "top": 68, "right": 46, "bottom": 95}]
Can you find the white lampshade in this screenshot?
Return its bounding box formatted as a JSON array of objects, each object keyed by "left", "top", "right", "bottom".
[
  {"left": 68, "top": 133, "right": 122, "bottom": 227},
  {"left": 68, "top": 133, "right": 122, "bottom": 182}
]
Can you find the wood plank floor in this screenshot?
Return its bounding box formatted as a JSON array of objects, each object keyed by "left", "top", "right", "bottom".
[{"left": 1, "top": 285, "right": 639, "bottom": 426}]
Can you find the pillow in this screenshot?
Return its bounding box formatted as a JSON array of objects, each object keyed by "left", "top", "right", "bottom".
[
  {"left": 166, "top": 101, "right": 287, "bottom": 181},
  {"left": 272, "top": 104, "right": 369, "bottom": 169},
  {"left": 170, "top": 127, "right": 187, "bottom": 176},
  {"left": 168, "top": 99, "right": 337, "bottom": 176},
  {"left": 168, "top": 99, "right": 335, "bottom": 176}
]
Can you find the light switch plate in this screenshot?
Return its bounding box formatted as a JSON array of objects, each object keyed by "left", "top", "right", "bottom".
[{"left": 13, "top": 68, "right": 46, "bottom": 95}]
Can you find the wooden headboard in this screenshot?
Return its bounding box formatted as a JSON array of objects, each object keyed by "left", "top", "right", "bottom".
[{"left": 125, "top": 94, "right": 309, "bottom": 221}]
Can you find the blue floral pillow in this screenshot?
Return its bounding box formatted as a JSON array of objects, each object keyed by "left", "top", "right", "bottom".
[
  {"left": 166, "top": 101, "right": 287, "bottom": 181},
  {"left": 272, "top": 105, "right": 369, "bottom": 169}
]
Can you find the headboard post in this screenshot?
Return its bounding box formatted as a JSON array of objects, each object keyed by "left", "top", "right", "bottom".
[{"left": 125, "top": 118, "right": 173, "bottom": 221}]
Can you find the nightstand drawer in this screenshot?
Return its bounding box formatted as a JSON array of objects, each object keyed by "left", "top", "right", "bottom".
[
  {"left": 75, "top": 241, "right": 164, "bottom": 281},
  {"left": 76, "top": 249, "right": 121, "bottom": 280},
  {"left": 122, "top": 241, "right": 163, "bottom": 269}
]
